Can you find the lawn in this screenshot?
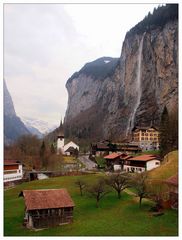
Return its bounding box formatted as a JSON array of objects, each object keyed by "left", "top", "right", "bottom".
[
  {"left": 63, "top": 156, "right": 77, "bottom": 163},
  {"left": 4, "top": 173, "right": 178, "bottom": 236}
]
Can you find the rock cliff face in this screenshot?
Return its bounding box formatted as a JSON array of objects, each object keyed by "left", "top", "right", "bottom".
[
  {"left": 64, "top": 5, "right": 178, "bottom": 142},
  {"left": 4, "top": 80, "right": 30, "bottom": 145}
]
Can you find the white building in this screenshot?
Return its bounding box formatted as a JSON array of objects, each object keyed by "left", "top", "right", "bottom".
[
  {"left": 4, "top": 160, "right": 23, "bottom": 183},
  {"left": 57, "top": 121, "right": 79, "bottom": 156},
  {"left": 64, "top": 141, "right": 79, "bottom": 155},
  {"left": 123, "top": 154, "right": 160, "bottom": 173},
  {"left": 57, "top": 121, "right": 65, "bottom": 154}
]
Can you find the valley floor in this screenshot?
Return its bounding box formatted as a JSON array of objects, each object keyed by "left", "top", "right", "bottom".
[{"left": 4, "top": 173, "right": 178, "bottom": 236}]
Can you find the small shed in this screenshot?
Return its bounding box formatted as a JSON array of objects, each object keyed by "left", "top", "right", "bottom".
[{"left": 21, "top": 188, "right": 75, "bottom": 229}]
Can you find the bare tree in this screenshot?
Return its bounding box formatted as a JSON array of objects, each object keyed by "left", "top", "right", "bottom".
[
  {"left": 106, "top": 172, "right": 130, "bottom": 199},
  {"left": 87, "top": 178, "right": 110, "bottom": 207},
  {"left": 131, "top": 172, "right": 150, "bottom": 208},
  {"left": 75, "top": 179, "right": 86, "bottom": 196}
]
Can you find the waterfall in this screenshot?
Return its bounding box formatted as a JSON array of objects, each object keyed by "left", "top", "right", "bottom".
[{"left": 126, "top": 33, "right": 145, "bottom": 137}]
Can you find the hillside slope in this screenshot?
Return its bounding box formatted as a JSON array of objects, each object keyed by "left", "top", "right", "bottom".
[{"left": 148, "top": 150, "right": 178, "bottom": 180}]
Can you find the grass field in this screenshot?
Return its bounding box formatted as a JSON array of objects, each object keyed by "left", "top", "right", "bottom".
[
  {"left": 4, "top": 173, "right": 178, "bottom": 236},
  {"left": 148, "top": 150, "right": 178, "bottom": 180}
]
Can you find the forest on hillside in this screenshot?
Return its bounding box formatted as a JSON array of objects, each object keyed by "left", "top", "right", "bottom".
[{"left": 127, "top": 4, "right": 178, "bottom": 37}]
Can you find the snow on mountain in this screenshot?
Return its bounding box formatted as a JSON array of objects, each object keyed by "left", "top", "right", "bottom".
[{"left": 20, "top": 116, "right": 58, "bottom": 135}]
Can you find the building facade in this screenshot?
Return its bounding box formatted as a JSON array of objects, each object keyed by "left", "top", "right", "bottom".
[
  {"left": 4, "top": 160, "right": 23, "bottom": 183},
  {"left": 21, "top": 188, "right": 75, "bottom": 229},
  {"left": 123, "top": 154, "right": 161, "bottom": 173},
  {"left": 132, "top": 126, "right": 160, "bottom": 150},
  {"left": 64, "top": 141, "right": 79, "bottom": 155}
]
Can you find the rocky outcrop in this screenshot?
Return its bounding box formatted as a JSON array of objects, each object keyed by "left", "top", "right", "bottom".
[
  {"left": 64, "top": 5, "right": 178, "bottom": 142},
  {"left": 4, "top": 80, "right": 30, "bottom": 145}
]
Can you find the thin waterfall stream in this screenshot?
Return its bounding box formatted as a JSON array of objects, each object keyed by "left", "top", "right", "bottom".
[{"left": 126, "top": 33, "right": 145, "bottom": 137}]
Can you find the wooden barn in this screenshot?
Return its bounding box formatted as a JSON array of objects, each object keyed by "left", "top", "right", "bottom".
[{"left": 20, "top": 188, "right": 75, "bottom": 229}]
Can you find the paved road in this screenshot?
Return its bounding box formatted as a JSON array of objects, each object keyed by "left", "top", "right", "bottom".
[{"left": 78, "top": 155, "right": 97, "bottom": 170}]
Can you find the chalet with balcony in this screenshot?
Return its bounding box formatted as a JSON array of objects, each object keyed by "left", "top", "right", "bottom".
[
  {"left": 104, "top": 153, "right": 130, "bottom": 171},
  {"left": 123, "top": 154, "right": 160, "bottom": 173},
  {"left": 91, "top": 140, "right": 113, "bottom": 156},
  {"left": 132, "top": 126, "right": 160, "bottom": 150},
  {"left": 4, "top": 160, "right": 23, "bottom": 184},
  {"left": 20, "top": 188, "right": 75, "bottom": 229}
]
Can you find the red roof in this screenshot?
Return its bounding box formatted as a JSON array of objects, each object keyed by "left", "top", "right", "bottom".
[
  {"left": 121, "top": 155, "right": 131, "bottom": 160},
  {"left": 23, "top": 189, "right": 75, "bottom": 210},
  {"left": 4, "top": 160, "right": 21, "bottom": 165},
  {"left": 165, "top": 175, "right": 178, "bottom": 186},
  {"left": 128, "top": 154, "right": 158, "bottom": 162},
  {"left": 104, "top": 152, "right": 122, "bottom": 160}
]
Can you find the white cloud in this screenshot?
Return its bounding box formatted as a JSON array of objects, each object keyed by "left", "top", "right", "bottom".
[{"left": 4, "top": 3, "right": 159, "bottom": 125}]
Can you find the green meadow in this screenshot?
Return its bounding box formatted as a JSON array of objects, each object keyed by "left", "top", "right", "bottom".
[{"left": 4, "top": 173, "right": 178, "bottom": 236}]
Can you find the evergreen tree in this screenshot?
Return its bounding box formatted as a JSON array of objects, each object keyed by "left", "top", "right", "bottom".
[
  {"left": 159, "top": 106, "right": 169, "bottom": 157},
  {"left": 40, "top": 141, "right": 47, "bottom": 168},
  {"left": 50, "top": 143, "right": 56, "bottom": 154}
]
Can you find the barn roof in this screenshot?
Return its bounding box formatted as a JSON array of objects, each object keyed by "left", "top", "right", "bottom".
[
  {"left": 104, "top": 152, "right": 122, "bottom": 160},
  {"left": 65, "top": 146, "right": 76, "bottom": 152},
  {"left": 22, "top": 189, "right": 75, "bottom": 210},
  {"left": 128, "top": 154, "right": 159, "bottom": 162},
  {"left": 132, "top": 126, "right": 159, "bottom": 131}
]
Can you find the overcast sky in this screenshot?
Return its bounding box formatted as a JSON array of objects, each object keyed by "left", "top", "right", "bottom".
[{"left": 4, "top": 3, "right": 159, "bottom": 126}]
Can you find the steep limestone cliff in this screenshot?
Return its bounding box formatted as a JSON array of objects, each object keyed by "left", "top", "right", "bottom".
[{"left": 64, "top": 5, "right": 178, "bottom": 142}]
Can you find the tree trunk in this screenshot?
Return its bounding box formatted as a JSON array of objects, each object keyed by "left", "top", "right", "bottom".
[
  {"left": 139, "top": 196, "right": 142, "bottom": 208},
  {"left": 96, "top": 198, "right": 99, "bottom": 208},
  {"left": 80, "top": 186, "right": 83, "bottom": 196},
  {"left": 118, "top": 191, "right": 121, "bottom": 199}
]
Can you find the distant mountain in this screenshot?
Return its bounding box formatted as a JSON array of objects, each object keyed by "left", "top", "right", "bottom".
[
  {"left": 4, "top": 80, "right": 30, "bottom": 145},
  {"left": 21, "top": 120, "right": 43, "bottom": 138},
  {"left": 20, "top": 116, "right": 57, "bottom": 135}
]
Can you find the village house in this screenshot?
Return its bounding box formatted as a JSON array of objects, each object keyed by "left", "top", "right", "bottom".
[
  {"left": 64, "top": 141, "right": 79, "bottom": 156},
  {"left": 164, "top": 175, "right": 178, "bottom": 209},
  {"left": 20, "top": 188, "right": 75, "bottom": 229},
  {"left": 132, "top": 126, "right": 160, "bottom": 151},
  {"left": 123, "top": 154, "right": 161, "bottom": 173},
  {"left": 91, "top": 141, "right": 111, "bottom": 157},
  {"left": 104, "top": 153, "right": 130, "bottom": 171},
  {"left": 117, "top": 143, "right": 142, "bottom": 155},
  {"left": 4, "top": 160, "right": 23, "bottom": 184},
  {"left": 91, "top": 140, "right": 141, "bottom": 158}
]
